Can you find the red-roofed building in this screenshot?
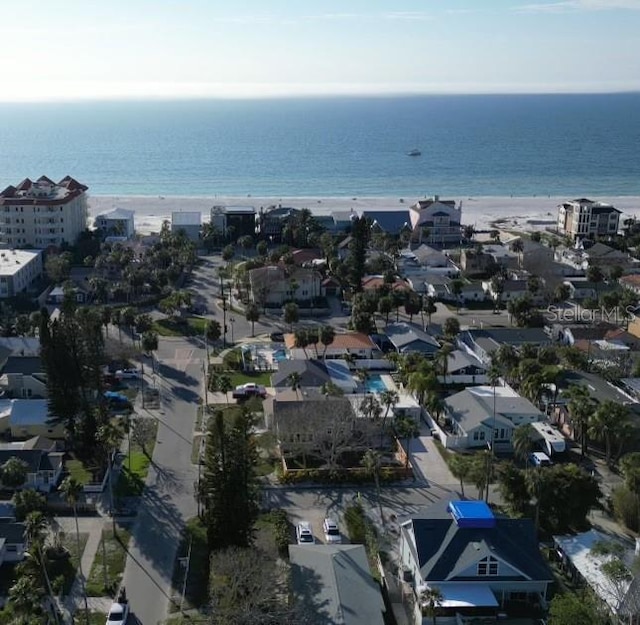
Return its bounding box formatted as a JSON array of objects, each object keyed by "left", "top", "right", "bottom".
[
  {"left": 0, "top": 176, "right": 89, "bottom": 248},
  {"left": 284, "top": 331, "right": 378, "bottom": 360},
  {"left": 362, "top": 275, "right": 411, "bottom": 292}
]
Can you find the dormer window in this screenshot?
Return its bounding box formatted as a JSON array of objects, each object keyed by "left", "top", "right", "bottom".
[{"left": 477, "top": 556, "right": 498, "bottom": 576}]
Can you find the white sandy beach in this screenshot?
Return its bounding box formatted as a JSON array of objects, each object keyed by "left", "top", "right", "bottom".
[{"left": 88, "top": 194, "right": 640, "bottom": 235}]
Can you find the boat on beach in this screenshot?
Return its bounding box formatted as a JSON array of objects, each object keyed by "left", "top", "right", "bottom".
[{"left": 407, "top": 149, "right": 421, "bottom": 156}]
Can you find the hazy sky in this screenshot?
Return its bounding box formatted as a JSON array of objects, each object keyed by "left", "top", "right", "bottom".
[{"left": 2, "top": 0, "right": 640, "bottom": 101}]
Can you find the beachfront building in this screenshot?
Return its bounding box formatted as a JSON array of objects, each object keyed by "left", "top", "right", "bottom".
[
  {"left": 409, "top": 196, "right": 463, "bottom": 246},
  {"left": 94, "top": 208, "right": 135, "bottom": 241},
  {"left": 171, "top": 211, "right": 201, "bottom": 242},
  {"left": 557, "top": 198, "right": 621, "bottom": 241},
  {"left": 0, "top": 176, "right": 88, "bottom": 248},
  {"left": 256, "top": 205, "right": 300, "bottom": 242},
  {"left": 210, "top": 205, "right": 256, "bottom": 241},
  {"left": 248, "top": 265, "right": 322, "bottom": 308},
  {"left": 0, "top": 250, "right": 43, "bottom": 299}
]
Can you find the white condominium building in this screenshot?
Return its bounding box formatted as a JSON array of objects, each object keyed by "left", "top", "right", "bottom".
[
  {"left": 0, "top": 175, "right": 89, "bottom": 248},
  {"left": 557, "top": 198, "right": 621, "bottom": 241},
  {"left": 0, "top": 249, "right": 43, "bottom": 298}
]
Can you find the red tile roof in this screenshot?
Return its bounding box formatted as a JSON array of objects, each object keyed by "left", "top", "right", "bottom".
[
  {"left": 284, "top": 332, "right": 375, "bottom": 351},
  {"left": 362, "top": 276, "right": 410, "bottom": 291},
  {"left": 0, "top": 175, "right": 88, "bottom": 206}
]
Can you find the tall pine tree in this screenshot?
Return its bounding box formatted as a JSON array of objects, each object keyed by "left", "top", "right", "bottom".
[{"left": 201, "top": 408, "right": 259, "bottom": 549}]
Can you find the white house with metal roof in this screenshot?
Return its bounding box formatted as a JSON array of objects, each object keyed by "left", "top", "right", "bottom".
[{"left": 94, "top": 208, "right": 135, "bottom": 240}]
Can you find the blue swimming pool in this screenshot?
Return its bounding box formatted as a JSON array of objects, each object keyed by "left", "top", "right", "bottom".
[
  {"left": 365, "top": 373, "right": 388, "bottom": 393},
  {"left": 273, "top": 349, "right": 288, "bottom": 362}
]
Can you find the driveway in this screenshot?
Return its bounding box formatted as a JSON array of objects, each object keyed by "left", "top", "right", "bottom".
[{"left": 409, "top": 424, "right": 460, "bottom": 492}]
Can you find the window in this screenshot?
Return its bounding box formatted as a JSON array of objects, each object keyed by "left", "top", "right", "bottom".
[{"left": 477, "top": 556, "right": 499, "bottom": 576}]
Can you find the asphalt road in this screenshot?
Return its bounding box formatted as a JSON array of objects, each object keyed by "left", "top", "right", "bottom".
[{"left": 121, "top": 338, "right": 200, "bottom": 625}]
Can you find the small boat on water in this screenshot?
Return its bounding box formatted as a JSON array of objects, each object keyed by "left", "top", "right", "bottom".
[{"left": 407, "top": 149, "right": 421, "bottom": 157}]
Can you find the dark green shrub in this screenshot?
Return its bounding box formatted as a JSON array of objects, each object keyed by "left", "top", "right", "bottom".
[{"left": 345, "top": 504, "right": 367, "bottom": 544}]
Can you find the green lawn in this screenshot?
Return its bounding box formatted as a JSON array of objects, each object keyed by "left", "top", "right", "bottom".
[
  {"left": 229, "top": 371, "right": 272, "bottom": 387},
  {"left": 66, "top": 459, "right": 93, "bottom": 485},
  {"left": 115, "top": 451, "right": 151, "bottom": 497},
  {"left": 152, "top": 316, "right": 207, "bottom": 337},
  {"left": 169, "top": 518, "right": 209, "bottom": 612},
  {"left": 74, "top": 611, "right": 107, "bottom": 625},
  {"left": 86, "top": 527, "right": 132, "bottom": 596}
]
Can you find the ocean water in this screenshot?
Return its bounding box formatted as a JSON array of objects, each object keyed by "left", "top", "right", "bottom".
[{"left": 0, "top": 94, "right": 639, "bottom": 197}]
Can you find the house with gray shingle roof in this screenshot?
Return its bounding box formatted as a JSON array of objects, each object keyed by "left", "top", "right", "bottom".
[
  {"left": 441, "top": 385, "right": 546, "bottom": 451},
  {"left": 399, "top": 499, "right": 553, "bottom": 623},
  {"left": 385, "top": 322, "right": 440, "bottom": 357},
  {"left": 289, "top": 544, "right": 386, "bottom": 625},
  {"left": 437, "top": 350, "right": 488, "bottom": 386}
]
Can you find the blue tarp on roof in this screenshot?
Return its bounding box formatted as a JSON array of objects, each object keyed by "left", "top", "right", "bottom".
[{"left": 447, "top": 500, "right": 496, "bottom": 529}]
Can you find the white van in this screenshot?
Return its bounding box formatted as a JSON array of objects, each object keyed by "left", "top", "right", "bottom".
[{"left": 529, "top": 452, "right": 552, "bottom": 467}]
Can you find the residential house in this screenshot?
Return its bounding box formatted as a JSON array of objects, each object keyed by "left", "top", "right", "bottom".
[
  {"left": 271, "top": 360, "right": 331, "bottom": 390},
  {"left": 437, "top": 350, "right": 488, "bottom": 386},
  {"left": 582, "top": 241, "right": 632, "bottom": 269},
  {"left": 0, "top": 337, "right": 40, "bottom": 357},
  {"left": 555, "top": 322, "right": 620, "bottom": 345},
  {"left": 554, "top": 529, "right": 640, "bottom": 624},
  {"left": 0, "top": 175, "right": 88, "bottom": 248},
  {"left": 460, "top": 249, "right": 493, "bottom": 277},
  {"left": 248, "top": 266, "right": 322, "bottom": 307},
  {"left": 557, "top": 198, "right": 621, "bottom": 241},
  {"left": 0, "top": 523, "right": 26, "bottom": 564},
  {"left": 552, "top": 371, "right": 639, "bottom": 441},
  {"left": 384, "top": 323, "right": 440, "bottom": 357},
  {"left": 47, "top": 282, "right": 88, "bottom": 305},
  {"left": 620, "top": 274, "right": 640, "bottom": 297},
  {"left": 362, "top": 210, "right": 412, "bottom": 236},
  {"left": 264, "top": 390, "right": 378, "bottom": 455},
  {"left": 408, "top": 245, "right": 451, "bottom": 268},
  {"left": 331, "top": 210, "right": 357, "bottom": 234},
  {"left": 210, "top": 205, "right": 256, "bottom": 241},
  {"left": 284, "top": 332, "right": 378, "bottom": 361},
  {"left": 361, "top": 275, "right": 411, "bottom": 293},
  {"left": 409, "top": 197, "right": 462, "bottom": 245},
  {"left": 458, "top": 328, "right": 551, "bottom": 365},
  {"left": 289, "top": 544, "right": 386, "bottom": 625},
  {"left": 0, "top": 356, "right": 46, "bottom": 398},
  {"left": 0, "top": 250, "right": 43, "bottom": 298},
  {"left": 94, "top": 208, "right": 135, "bottom": 240},
  {"left": 0, "top": 447, "right": 64, "bottom": 492},
  {"left": 0, "top": 399, "right": 66, "bottom": 439},
  {"left": 171, "top": 211, "right": 201, "bottom": 242},
  {"left": 563, "top": 278, "right": 616, "bottom": 301},
  {"left": 399, "top": 499, "right": 553, "bottom": 625},
  {"left": 290, "top": 248, "right": 324, "bottom": 266},
  {"left": 482, "top": 279, "right": 533, "bottom": 303},
  {"left": 482, "top": 245, "right": 519, "bottom": 270},
  {"left": 321, "top": 277, "right": 341, "bottom": 297},
  {"left": 256, "top": 205, "right": 300, "bottom": 242},
  {"left": 443, "top": 280, "right": 487, "bottom": 304},
  {"left": 514, "top": 238, "right": 555, "bottom": 274},
  {"left": 441, "top": 385, "right": 546, "bottom": 451}
]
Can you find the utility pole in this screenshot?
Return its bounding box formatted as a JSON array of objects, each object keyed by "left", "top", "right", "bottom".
[
  {"left": 220, "top": 276, "right": 227, "bottom": 349},
  {"left": 140, "top": 361, "right": 145, "bottom": 409}
]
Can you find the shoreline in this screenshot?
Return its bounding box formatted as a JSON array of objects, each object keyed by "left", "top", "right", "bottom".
[{"left": 87, "top": 194, "right": 640, "bottom": 235}]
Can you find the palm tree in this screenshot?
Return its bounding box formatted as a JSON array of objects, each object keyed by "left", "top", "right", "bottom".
[
  {"left": 512, "top": 424, "right": 534, "bottom": 465},
  {"left": 449, "top": 453, "right": 473, "bottom": 498},
  {"left": 356, "top": 369, "right": 370, "bottom": 397},
  {"left": 379, "top": 390, "right": 399, "bottom": 447},
  {"left": 435, "top": 344, "right": 454, "bottom": 385},
  {"left": 486, "top": 363, "right": 501, "bottom": 503},
  {"left": 394, "top": 416, "right": 419, "bottom": 473},
  {"left": 420, "top": 586, "right": 444, "bottom": 625},
  {"left": 97, "top": 421, "right": 123, "bottom": 525},
  {"left": 8, "top": 575, "right": 45, "bottom": 623},
  {"left": 60, "top": 477, "right": 89, "bottom": 623},
  {"left": 425, "top": 392, "right": 445, "bottom": 427},
  {"left": 287, "top": 372, "right": 302, "bottom": 399},
  {"left": 361, "top": 449, "right": 384, "bottom": 521},
  {"left": 319, "top": 325, "right": 336, "bottom": 359},
  {"left": 407, "top": 371, "right": 436, "bottom": 405},
  {"left": 245, "top": 302, "right": 260, "bottom": 337},
  {"left": 217, "top": 374, "right": 233, "bottom": 405},
  {"left": 588, "top": 401, "right": 632, "bottom": 466},
  {"left": 510, "top": 238, "right": 524, "bottom": 268},
  {"left": 565, "top": 384, "right": 594, "bottom": 458}
]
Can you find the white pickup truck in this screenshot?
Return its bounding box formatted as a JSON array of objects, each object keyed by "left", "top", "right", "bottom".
[{"left": 232, "top": 383, "right": 267, "bottom": 400}]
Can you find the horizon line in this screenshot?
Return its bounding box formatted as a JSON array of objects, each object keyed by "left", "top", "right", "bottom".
[{"left": 0, "top": 84, "right": 639, "bottom": 104}]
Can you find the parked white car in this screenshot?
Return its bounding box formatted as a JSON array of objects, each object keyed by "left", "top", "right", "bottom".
[
  {"left": 296, "top": 521, "right": 314, "bottom": 545},
  {"left": 323, "top": 518, "right": 342, "bottom": 544},
  {"left": 106, "top": 598, "right": 129, "bottom": 625}
]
